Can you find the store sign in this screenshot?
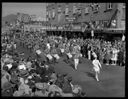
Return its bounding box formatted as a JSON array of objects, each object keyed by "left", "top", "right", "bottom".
[
  {"left": 72, "top": 25, "right": 81, "bottom": 30},
  {"left": 66, "top": 17, "right": 75, "bottom": 22},
  {"left": 58, "top": 26, "right": 63, "bottom": 30}
]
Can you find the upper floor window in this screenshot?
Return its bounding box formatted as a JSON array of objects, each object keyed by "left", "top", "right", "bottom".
[
  {"left": 58, "top": 7, "right": 61, "bottom": 13},
  {"left": 48, "top": 11, "right": 51, "bottom": 20},
  {"left": 52, "top": 9, "right": 55, "bottom": 19},
  {"left": 73, "top": 5, "right": 77, "bottom": 14},
  {"left": 77, "top": 8, "right": 82, "bottom": 15},
  {"left": 123, "top": 3, "right": 125, "bottom": 8},
  {"left": 92, "top": 3, "right": 100, "bottom": 13},
  {"left": 46, "top": 11, "right": 49, "bottom": 16},
  {"left": 107, "top": 3, "right": 113, "bottom": 10},
  {"left": 122, "top": 8, "right": 125, "bottom": 20},
  {"left": 65, "top": 5, "right": 69, "bottom": 16},
  {"left": 85, "top": 7, "right": 89, "bottom": 14}
]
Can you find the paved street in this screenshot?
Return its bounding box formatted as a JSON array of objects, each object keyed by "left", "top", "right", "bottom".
[{"left": 16, "top": 41, "right": 125, "bottom": 97}]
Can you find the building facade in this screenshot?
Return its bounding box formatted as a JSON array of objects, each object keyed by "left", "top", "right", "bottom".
[
  {"left": 17, "top": 12, "right": 31, "bottom": 23},
  {"left": 46, "top": 3, "right": 125, "bottom": 31},
  {"left": 116, "top": 3, "right": 125, "bottom": 29}
]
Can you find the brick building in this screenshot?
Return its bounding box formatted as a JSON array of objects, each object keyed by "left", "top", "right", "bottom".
[{"left": 46, "top": 3, "right": 125, "bottom": 32}]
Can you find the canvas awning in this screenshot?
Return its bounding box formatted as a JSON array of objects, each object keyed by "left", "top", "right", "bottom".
[
  {"left": 106, "top": 27, "right": 125, "bottom": 31},
  {"left": 103, "top": 28, "right": 125, "bottom": 34}
]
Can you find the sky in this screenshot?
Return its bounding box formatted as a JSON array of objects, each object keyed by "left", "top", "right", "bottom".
[{"left": 2, "top": 3, "right": 46, "bottom": 18}]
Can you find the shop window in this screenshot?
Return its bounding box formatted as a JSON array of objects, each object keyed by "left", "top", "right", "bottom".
[
  {"left": 48, "top": 11, "right": 51, "bottom": 20},
  {"left": 104, "top": 20, "right": 109, "bottom": 28}
]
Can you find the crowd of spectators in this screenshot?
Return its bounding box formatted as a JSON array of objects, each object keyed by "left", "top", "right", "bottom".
[
  {"left": 1, "top": 30, "right": 125, "bottom": 97},
  {"left": 81, "top": 38, "right": 125, "bottom": 66},
  {"left": 1, "top": 31, "right": 86, "bottom": 97}
]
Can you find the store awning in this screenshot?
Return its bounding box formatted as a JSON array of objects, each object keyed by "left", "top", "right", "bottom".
[
  {"left": 106, "top": 28, "right": 125, "bottom": 31},
  {"left": 103, "top": 28, "right": 125, "bottom": 34}
]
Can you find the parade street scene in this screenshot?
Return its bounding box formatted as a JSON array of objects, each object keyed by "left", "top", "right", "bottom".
[{"left": 1, "top": 3, "right": 125, "bottom": 97}]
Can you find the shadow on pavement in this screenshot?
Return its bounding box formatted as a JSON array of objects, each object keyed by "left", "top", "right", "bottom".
[{"left": 84, "top": 72, "right": 96, "bottom": 80}]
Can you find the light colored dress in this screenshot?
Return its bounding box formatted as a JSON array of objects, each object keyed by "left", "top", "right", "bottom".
[{"left": 92, "top": 59, "right": 101, "bottom": 73}]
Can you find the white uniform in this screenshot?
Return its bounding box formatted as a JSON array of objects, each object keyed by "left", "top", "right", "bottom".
[
  {"left": 60, "top": 49, "right": 65, "bottom": 53},
  {"left": 67, "top": 52, "right": 72, "bottom": 58},
  {"left": 88, "top": 50, "right": 91, "bottom": 60},
  {"left": 92, "top": 52, "right": 97, "bottom": 58},
  {"left": 47, "top": 43, "right": 50, "bottom": 50},
  {"left": 46, "top": 54, "right": 53, "bottom": 60},
  {"left": 74, "top": 54, "right": 80, "bottom": 70},
  {"left": 18, "top": 64, "right": 26, "bottom": 70},
  {"left": 111, "top": 49, "right": 119, "bottom": 61},
  {"left": 36, "top": 49, "right": 42, "bottom": 55},
  {"left": 92, "top": 59, "right": 101, "bottom": 73},
  {"left": 53, "top": 54, "right": 60, "bottom": 60}
]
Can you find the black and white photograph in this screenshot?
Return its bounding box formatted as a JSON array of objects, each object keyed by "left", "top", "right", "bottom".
[{"left": 1, "top": 2, "right": 125, "bottom": 97}]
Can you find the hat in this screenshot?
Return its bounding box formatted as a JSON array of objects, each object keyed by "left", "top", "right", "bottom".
[
  {"left": 35, "top": 83, "right": 49, "bottom": 90},
  {"left": 48, "top": 84, "right": 62, "bottom": 93},
  {"left": 2, "top": 82, "right": 13, "bottom": 90},
  {"left": 72, "top": 85, "right": 82, "bottom": 94},
  {"left": 18, "top": 64, "right": 26, "bottom": 70},
  {"left": 18, "top": 70, "right": 29, "bottom": 77},
  {"left": 28, "top": 76, "right": 32, "bottom": 79},
  {"left": 6, "top": 64, "right": 12, "bottom": 69}
]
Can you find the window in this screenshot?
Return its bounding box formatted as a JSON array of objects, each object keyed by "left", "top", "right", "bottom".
[
  {"left": 92, "top": 3, "right": 100, "bottom": 13},
  {"left": 52, "top": 9, "right": 55, "bottom": 19},
  {"left": 123, "top": 3, "right": 125, "bottom": 7},
  {"left": 48, "top": 11, "right": 51, "bottom": 20},
  {"left": 104, "top": 3, "right": 113, "bottom": 12},
  {"left": 85, "top": 7, "right": 89, "bottom": 14},
  {"left": 104, "top": 20, "right": 109, "bottom": 28},
  {"left": 108, "top": 3, "right": 112, "bottom": 9},
  {"left": 73, "top": 5, "right": 77, "bottom": 14},
  {"left": 46, "top": 11, "right": 49, "bottom": 16},
  {"left": 58, "top": 7, "right": 61, "bottom": 13},
  {"left": 65, "top": 5, "right": 69, "bottom": 16},
  {"left": 77, "top": 8, "right": 82, "bottom": 15},
  {"left": 58, "top": 13, "right": 62, "bottom": 22},
  {"left": 122, "top": 8, "right": 125, "bottom": 20},
  {"left": 106, "top": 3, "right": 112, "bottom": 10}
]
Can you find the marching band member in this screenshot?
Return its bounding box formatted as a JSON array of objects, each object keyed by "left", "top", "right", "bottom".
[
  {"left": 53, "top": 48, "right": 60, "bottom": 63},
  {"left": 92, "top": 56, "right": 102, "bottom": 81},
  {"left": 73, "top": 44, "right": 81, "bottom": 70},
  {"left": 45, "top": 49, "right": 53, "bottom": 64}
]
